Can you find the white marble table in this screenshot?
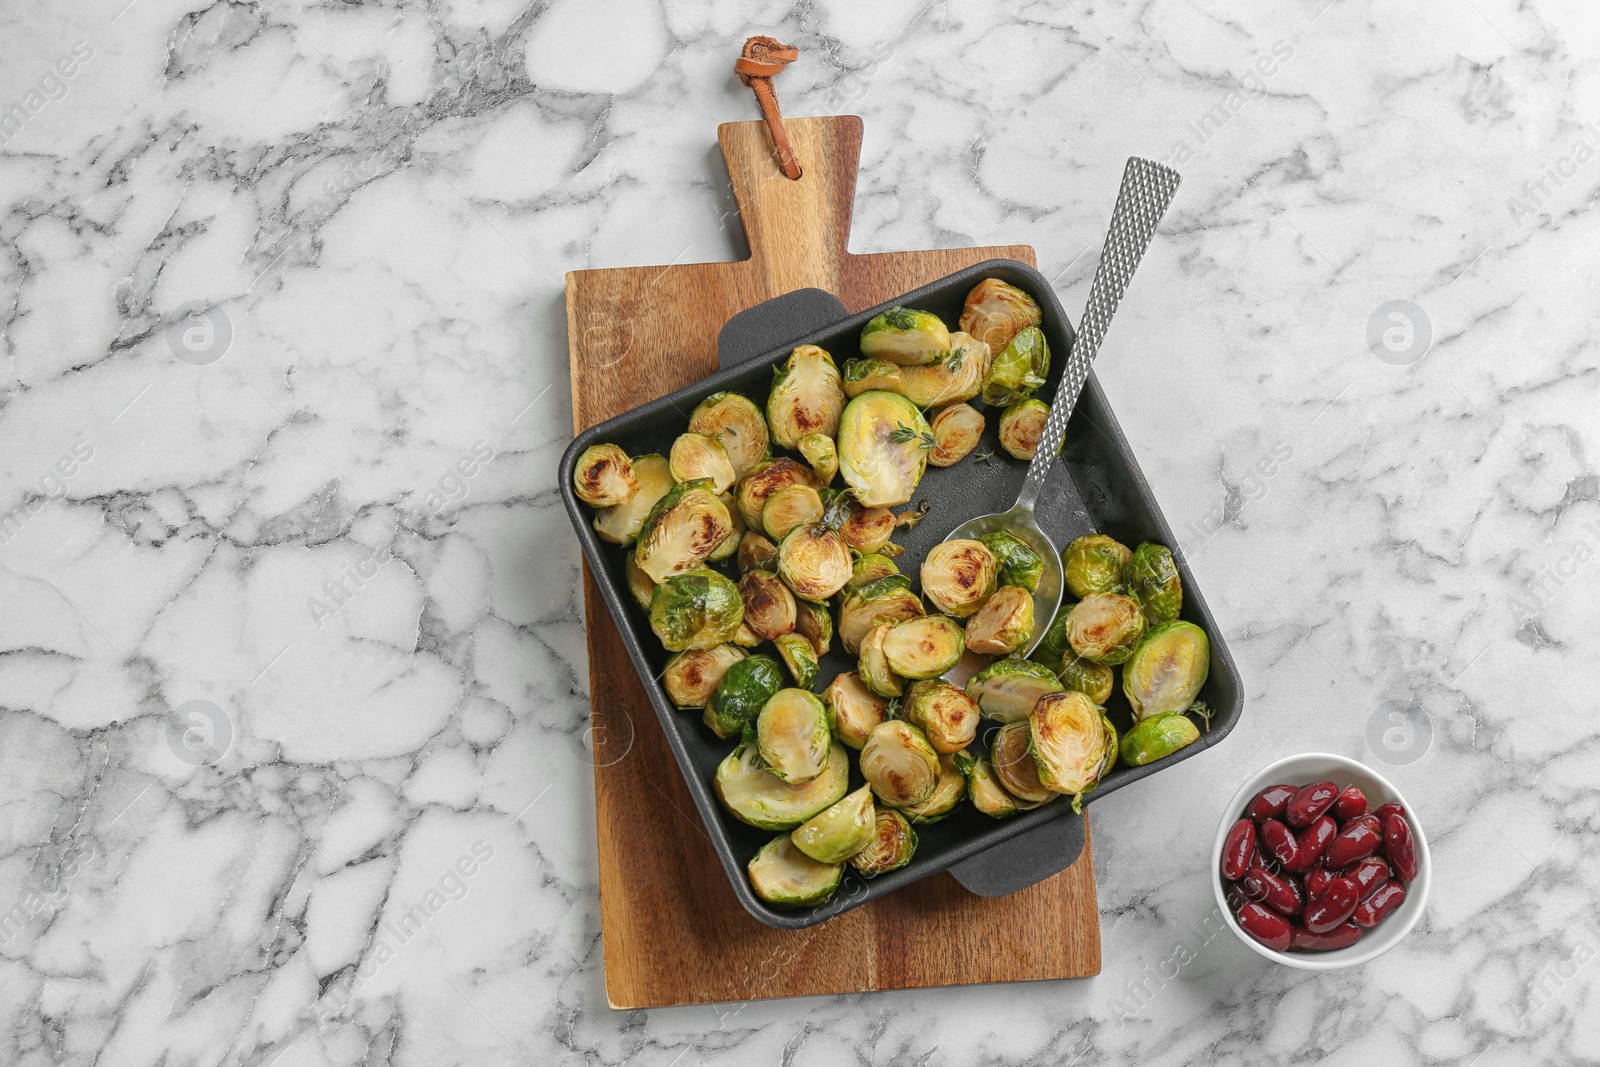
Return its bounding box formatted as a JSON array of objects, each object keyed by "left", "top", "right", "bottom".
[{"left": 2, "top": 1, "right": 1596, "bottom": 1063}]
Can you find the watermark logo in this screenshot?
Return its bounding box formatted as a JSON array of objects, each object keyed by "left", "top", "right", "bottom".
[
  {"left": 0, "top": 40, "right": 95, "bottom": 148},
  {"left": 1160, "top": 40, "right": 1294, "bottom": 167},
  {"left": 1178, "top": 441, "right": 1292, "bottom": 557},
  {"left": 1366, "top": 300, "right": 1431, "bottom": 365},
  {"left": 166, "top": 699, "right": 233, "bottom": 765},
  {"left": 0, "top": 840, "right": 96, "bottom": 946},
  {"left": 0, "top": 439, "right": 94, "bottom": 547},
  {"left": 1366, "top": 698, "right": 1432, "bottom": 765},
  {"left": 1508, "top": 121, "right": 1600, "bottom": 227},
  {"left": 1507, "top": 520, "right": 1600, "bottom": 626},
  {"left": 1108, "top": 906, "right": 1232, "bottom": 1028},
  {"left": 571, "top": 705, "right": 635, "bottom": 769},
  {"left": 166, "top": 302, "right": 232, "bottom": 365},
  {"left": 1518, "top": 929, "right": 1596, "bottom": 1029}
]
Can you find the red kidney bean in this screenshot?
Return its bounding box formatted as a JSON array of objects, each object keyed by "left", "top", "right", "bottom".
[
  {"left": 1259, "top": 818, "right": 1300, "bottom": 870},
  {"left": 1237, "top": 901, "right": 1293, "bottom": 952},
  {"left": 1291, "top": 920, "right": 1364, "bottom": 951},
  {"left": 1286, "top": 780, "right": 1340, "bottom": 827},
  {"left": 1344, "top": 857, "right": 1391, "bottom": 899},
  {"left": 1304, "top": 868, "right": 1334, "bottom": 900},
  {"left": 1332, "top": 785, "right": 1369, "bottom": 822},
  {"left": 1324, "top": 814, "right": 1383, "bottom": 868},
  {"left": 1303, "top": 876, "right": 1359, "bottom": 934},
  {"left": 1249, "top": 784, "right": 1299, "bottom": 822},
  {"left": 1290, "top": 815, "right": 1337, "bottom": 871},
  {"left": 1222, "top": 819, "right": 1257, "bottom": 881},
  {"left": 1224, "top": 881, "right": 1250, "bottom": 912},
  {"left": 1373, "top": 801, "right": 1406, "bottom": 823},
  {"left": 1352, "top": 881, "right": 1407, "bottom": 927},
  {"left": 1243, "top": 865, "right": 1303, "bottom": 917},
  {"left": 1384, "top": 813, "right": 1419, "bottom": 882}
]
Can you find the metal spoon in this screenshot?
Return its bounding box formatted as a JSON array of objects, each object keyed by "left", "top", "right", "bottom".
[{"left": 945, "top": 157, "right": 1182, "bottom": 661}]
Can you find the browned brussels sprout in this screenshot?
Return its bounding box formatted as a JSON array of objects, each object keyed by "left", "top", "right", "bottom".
[
  {"left": 997, "top": 399, "right": 1049, "bottom": 460},
  {"left": 688, "top": 392, "right": 769, "bottom": 478},
  {"left": 662, "top": 644, "right": 746, "bottom": 709},
  {"left": 989, "top": 719, "right": 1055, "bottom": 805},
  {"left": 901, "top": 679, "right": 980, "bottom": 754},
  {"left": 837, "top": 392, "right": 931, "bottom": 507},
  {"left": 737, "top": 530, "right": 778, "bottom": 573},
  {"left": 768, "top": 344, "right": 846, "bottom": 449},
  {"left": 776, "top": 522, "right": 853, "bottom": 602},
  {"left": 738, "top": 569, "right": 796, "bottom": 641},
  {"left": 920, "top": 538, "right": 997, "bottom": 618},
  {"left": 837, "top": 575, "right": 925, "bottom": 655},
  {"left": 668, "top": 432, "right": 737, "bottom": 494},
  {"left": 900, "top": 332, "right": 991, "bottom": 407},
  {"left": 843, "top": 357, "right": 905, "bottom": 398},
  {"left": 735, "top": 457, "right": 816, "bottom": 530},
  {"left": 849, "top": 809, "right": 917, "bottom": 877},
  {"left": 928, "top": 403, "right": 986, "bottom": 468},
  {"left": 959, "top": 278, "right": 1041, "bottom": 351},
  {"left": 1065, "top": 591, "right": 1147, "bottom": 665},
  {"left": 860, "top": 720, "right": 941, "bottom": 808},
  {"left": 1029, "top": 691, "right": 1116, "bottom": 802},
  {"left": 823, "top": 670, "right": 889, "bottom": 749},
  {"left": 592, "top": 454, "right": 674, "bottom": 546},
  {"left": 859, "top": 306, "right": 950, "bottom": 366},
  {"left": 634, "top": 480, "right": 735, "bottom": 583},
  {"left": 964, "top": 585, "right": 1034, "bottom": 656},
  {"left": 881, "top": 615, "right": 965, "bottom": 680},
  {"left": 573, "top": 443, "right": 639, "bottom": 507},
  {"left": 794, "top": 598, "right": 833, "bottom": 657},
  {"left": 762, "top": 484, "right": 824, "bottom": 541}
]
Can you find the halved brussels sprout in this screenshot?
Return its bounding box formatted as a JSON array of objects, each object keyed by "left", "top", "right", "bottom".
[
  {"left": 663, "top": 644, "right": 745, "bottom": 709},
  {"left": 954, "top": 751, "right": 1021, "bottom": 818},
  {"left": 757, "top": 688, "right": 833, "bottom": 783},
  {"left": 747, "top": 835, "right": 843, "bottom": 907},
  {"left": 794, "top": 599, "right": 832, "bottom": 657},
  {"left": 920, "top": 538, "right": 997, "bottom": 618},
  {"left": 1058, "top": 654, "right": 1114, "bottom": 705},
  {"left": 737, "top": 531, "right": 778, "bottom": 573},
  {"left": 1125, "top": 542, "right": 1182, "bottom": 625},
  {"left": 688, "top": 392, "right": 768, "bottom": 478},
  {"left": 716, "top": 734, "right": 848, "bottom": 829},
  {"left": 708, "top": 491, "right": 744, "bottom": 562},
  {"left": 737, "top": 569, "right": 796, "bottom": 641},
  {"left": 1029, "top": 691, "right": 1116, "bottom": 801},
  {"left": 593, "top": 454, "right": 674, "bottom": 546},
  {"left": 823, "top": 670, "right": 889, "bottom": 749},
  {"left": 773, "top": 632, "right": 819, "bottom": 689},
  {"left": 966, "top": 657, "right": 1064, "bottom": 724},
  {"left": 624, "top": 550, "right": 656, "bottom": 611},
  {"left": 790, "top": 784, "right": 875, "bottom": 863},
  {"left": 998, "top": 398, "right": 1049, "bottom": 460},
  {"left": 927, "top": 403, "right": 985, "bottom": 468},
  {"left": 762, "top": 484, "right": 824, "bottom": 541},
  {"left": 1066, "top": 592, "right": 1147, "bottom": 665},
  {"left": 837, "top": 392, "right": 931, "bottom": 508},
  {"left": 1123, "top": 620, "right": 1210, "bottom": 721},
  {"left": 668, "top": 432, "right": 737, "bottom": 494},
  {"left": 990, "top": 719, "right": 1054, "bottom": 804},
  {"left": 840, "top": 505, "right": 897, "bottom": 555},
  {"left": 1029, "top": 602, "right": 1075, "bottom": 666},
  {"left": 882, "top": 615, "right": 965, "bottom": 680},
  {"left": 838, "top": 576, "right": 924, "bottom": 655},
  {"left": 981, "top": 326, "right": 1051, "bottom": 406},
  {"left": 965, "top": 586, "right": 1034, "bottom": 656},
  {"left": 634, "top": 480, "right": 734, "bottom": 583},
  {"left": 849, "top": 809, "right": 917, "bottom": 877},
  {"left": 648, "top": 569, "right": 743, "bottom": 652},
  {"left": 901, "top": 753, "right": 966, "bottom": 823},
  {"left": 731, "top": 621, "right": 761, "bottom": 649},
  {"left": 797, "top": 433, "right": 839, "bottom": 484},
  {"left": 735, "top": 458, "right": 816, "bottom": 530},
  {"left": 980, "top": 531, "right": 1044, "bottom": 593},
  {"left": 1121, "top": 711, "right": 1201, "bottom": 767},
  {"left": 767, "top": 344, "right": 846, "bottom": 449},
  {"left": 843, "top": 358, "right": 905, "bottom": 398},
  {"left": 859, "top": 306, "right": 950, "bottom": 366},
  {"left": 901, "top": 679, "right": 980, "bottom": 754},
  {"left": 776, "top": 523, "right": 853, "bottom": 602},
  {"left": 900, "top": 333, "right": 991, "bottom": 407},
  {"left": 857, "top": 622, "right": 904, "bottom": 698},
  {"left": 704, "top": 654, "right": 784, "bottom": 739},
  {"left": 860, "top": 720, "right": 941, "bottom": 808},
  {"left": 573, "top": 443, "right": 638, "bottom": 507},
  {"left": 843, "top": 553, "right": 901, "bottom": 596},
  {"left": 1063, "top": 534, "right": 1132, "bottom": 598},
  {"left": 959, "top": 278, "right": 1042, "bottom": 351}
]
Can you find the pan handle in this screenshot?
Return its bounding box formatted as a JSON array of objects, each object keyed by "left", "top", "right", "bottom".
[
  {"left": 717, "top": 289, "right": 847, "bottom": 372},
  {"left": 948, "top": 808, "right": 1086, "bottom": 897}
]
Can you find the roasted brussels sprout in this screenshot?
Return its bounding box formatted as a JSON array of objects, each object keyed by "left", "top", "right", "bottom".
[
  {"left": 794, "top": 598, "right": 833, "bottom": 657},
  {"left": 843, "top": 358, "right": 904, "bottom": 398},
  {"left": 748, "top": 835, "right": 843, "bottom": 907},
  {"left": 858, "top": 622, "right": 905, "bottom": 698},
  {"left": 732, "top": 621, "right": 761, "bottom": 648},
  {"left": 773, "top": 632, "right": 820, "bottom": 689},
  {"left": 708, "top": 491, "right": 744, "bottom": 562},
  {"left": 735, "top": 457, "right": 816, "bottom": 530},
  {"left": 997, "top": 399, "right": 1049, "bottom": 460},
  {"left": 757, "top": 688, "right": 833, "bottom": 783},
  {"left": 797, "top": 432, "right": 839, "bottom": 484},
  {"left": 573, "top": 443, "right": 639, "bottom": 507},
  {"left": 768, "top": 344, "right": 846, "bottom": 449},
  {"left": 849, "top": 809, "right": 917, "bottom": 877},
  {"left": 1121, "top": 711, "right": 1201, "bottom": 767},
  {"left": 1065, "top": 592, "right": 1147, "bottom": 665},
  {"left": 990, "top": 719, "right": 1055, "bottom": 805},
  {"left": 975, "top": 533, "right": 1041, "bottom": 596},
  {"left": 843, "top": 553, "right": 901, "bottom": 595},
  {"left": 737, "top": 531, "right": 778, "bottom": 573},
  {"left": 927, "top": 403, "right": 986, "bottom": 467},
  {"left": 920, "top": 538, "right": 997, "bottom": 617},
  {"left": 716, "top": 731, "right": 849, "bottom": 829},
  {"left": 902, "top": 679, "right": 980, "bottom": 754},
  {"left": 900, "top": 333, "right": 991, "bottom": 407},
  {"left": 1125, "top": 542, "right": 1183, "bottom": 625},
  {"left": 860, "top": 720, "right": 941, "bottom": 808},
  {"left": 954, "top": 752, "right": 1021, "bottom": 818},
  {"left": 882, "top": 615, "right": 966, "bottom": 680},
  {"left": 837, "top": 392, "right": 931, "bottom": 508},
  {"left": 1122, "top": 620, "right": 1210, "bottom": 721},
  {"left": 790, "top": 784, "right": 875, "bottom": 863},
  {"left": 1029, "top": 602, "right": 1074, "bottom": 666},
  {"left": 1029, "top": 691, "right": 1116, "bottom": 801},
  {"left": 624, "top": 550, "right": 656, "bottom": 611},
  {"left": 634, "top": 480, "right": 735, "bottom": 583},
  {"left": 736, "top": 569, "right": 795, "bottom": 641},
  {"left": 592, "top": 454, "right": 674, "bottom": 546},
  {"left": 965, "top": 585, "right": 1034, "bottom": 655},
  {"left": 959, "top": 278, "right": 1042, "bottom": 351},
  {"left": 823, "top": 670, "right": 889, "bottom": 749},
  {"left": 761, "top": 484, "right": 824, "bottom": 541},
  {"left": 668, "top": 432, "right": 737, "bottom": 494},
  {"left": 1063, "top": 534, "right": 1132, "bottom": 598},
  {"left": 662, "top": 644, "right": 745, "bottom": 709},
  {"left": 859, "top": 306, "right": 950, "bottom": 366},
  {"left": 840, "top": 505, "right": 898, "bottom": 555},
  {"left": 901, "top": 753, "right": 966, "bottom": 823},
  {"left": 704, "top": 653, "right": 784, "bottom": 739},
  {"left": 776, "top": 523, "right": 853, "bottom": 602},
  {"left": 1058, "top": 654, "right": 1114, "bottom": 705},
  {"left": 649, "top": 569, "right": 743, "bottom": 652},
  {"left": 838, "top": 575, "right": 925, "bottom": 654},
  {"left": 688, "top": 392, "right": 769, "bottom": 478},
  {"left": 981, "top": 326, "right": 1051, "bottom": 406},
  {"left": 966, "top": 657, "right": 1064, "bottom": 723}
]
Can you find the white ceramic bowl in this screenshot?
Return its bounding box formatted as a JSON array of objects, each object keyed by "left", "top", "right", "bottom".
[{"left": 1211, "top": 752, "right": 1430, "bottom": 970}]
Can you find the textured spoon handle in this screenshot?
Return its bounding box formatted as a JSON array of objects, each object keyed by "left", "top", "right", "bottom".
[{"left": 1015, "top": 157, "right": 1181, "bottom": 512}]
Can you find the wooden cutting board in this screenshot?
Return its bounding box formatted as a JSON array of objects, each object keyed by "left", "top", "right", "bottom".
[{"left": 565, "top": 115, "right": 1101, "bottom": 1009}]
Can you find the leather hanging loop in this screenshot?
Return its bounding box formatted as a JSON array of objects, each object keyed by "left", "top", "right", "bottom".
[{"left": 735, "top": 36, "right": 803, "bottom": 180}]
